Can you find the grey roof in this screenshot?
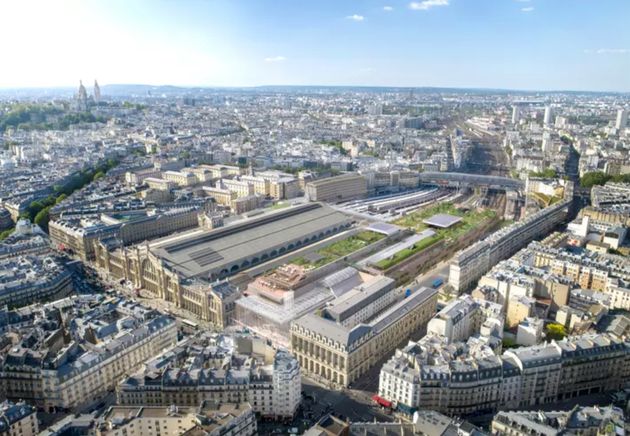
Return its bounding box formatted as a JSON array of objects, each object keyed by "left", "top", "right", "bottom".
[
  {"left": 371, "top": 287, "right": 437, "bottom": 334},
  {"left": 294, "top": 287, "right": 437, "bottom": 348},
  {"left": 326, "top": 275, "right": 395, "bottom": 321},
  {"left": 294, "top": 313, "right": 372, "bottom": 348},
  {"left": 150, "top": 203, "right": 351, "bottom": 278},
  {"left": 423, "top": 213, "right": 463, "bottom": 228},
  {"left": 365, "top": 222, "right": 402, "bottom": 236}
]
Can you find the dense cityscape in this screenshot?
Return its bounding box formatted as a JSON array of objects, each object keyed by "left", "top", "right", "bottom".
[{"left": 1, "top": 1, "right": 630, "bottom": 435}]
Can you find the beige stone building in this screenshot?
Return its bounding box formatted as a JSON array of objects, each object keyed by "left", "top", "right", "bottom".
[
  {"left": 0, "top": 305, "right": 177, "bottom": 412},
  {"left": 144, "top": 177, "right": 175, "bottom": 191},
  {"left": 551, "top": 260, "right": 609, "bottom": 292},
  {"left": 230, "top": 195, "right": 261, "bottom": 215},
  {"left": 221, "top": 178, "right": 255, "bottom": 198},
  {"left": 98, "top": 402, "right": 257, "bottom": 436},
  {"left": 305, "top": 173, "right": 368, "bottom": 202},
  {"left": 0, "top": 401, "right": 38, "bottom": 436},
  {"left": 163, "top": 170, "right": 197, "bottom": 187},
  {"left": 506, "top": 295, "right": 535, "bottom": 328},
  {"left": 49, "top": 207, "right": 201, "bottom": 261},
  {"left": 240, "top": 175, "right": 270, "bottom": 196},
  {"left": 290, "top": 287, "right": 437, "bottom": 388},
  {"left": 203, "top": 186, "right": 236, "bottom": 207},
  {"left": 94, "top": 243, "right": 240, "bottom": 328}
]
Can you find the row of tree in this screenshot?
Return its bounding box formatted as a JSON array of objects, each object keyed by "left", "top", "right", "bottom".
[
  {"left": 580, "top": 171, "right": 630, "bottom": 188},
  {"left": 21, "top": 158, "right": 119, "bottom": 232}
]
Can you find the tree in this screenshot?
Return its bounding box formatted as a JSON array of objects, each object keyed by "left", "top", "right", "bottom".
[
  {"left": 0, "top": 228, "right": 14, "bottom": 241},
  {"left": 502, "top": 337, "right": 517, "bottom": 349},
  {"left": 580, "top": 171, "right": 611, "bottom": 188},
  {"left": 529, "top": 168, "right": 557, "bottom": 178},
  {"left": 34, "top": 206, "right": 52, "bottom": 232},
  {"left": 545, "top": 323, "right": 567, "bottom": 341},
  {"left": 93, "top": 171, "right": 105, "bottom": 181}
]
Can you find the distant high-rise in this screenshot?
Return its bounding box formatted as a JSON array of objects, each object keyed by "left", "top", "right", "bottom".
[
  {"left": 543, "top": 106, "right": 553, "bottom": 126},
  {"left": 93, "top": 80, "right": 101, "bottom": 102},
  {"left": 511, "top": 106, "right": 520, "bottom": 125},
  {"left": 615, "top": 108, "right": 628, "bottom": 130}
]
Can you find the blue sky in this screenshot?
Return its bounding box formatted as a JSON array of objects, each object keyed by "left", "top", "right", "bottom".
[{"left": 1, "top": 0, "right": 629, "bottom": 91}]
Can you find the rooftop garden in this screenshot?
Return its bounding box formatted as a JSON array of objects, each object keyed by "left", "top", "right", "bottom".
[
  {"left": 392, "top": 202, "right": 496, "bottom": 242},
  {"left": 374, "top": 233, "right": 443, "bottom": 270},
  {"left": 372, "top": 202, "right": 498, "bottom": 270},
  {"left": 290, "top": 230, "right": 384, "bottom": 269}
]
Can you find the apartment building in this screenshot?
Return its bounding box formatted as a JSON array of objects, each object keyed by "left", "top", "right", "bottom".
[
  {"left": 551, "top": 261, "right": 609, "bottom": 291},
  {"left": 492, "top": 406, "right": 625, "bottom": 436},
  {"left": 0, "top": 220, "right": 51, "bottom": 259},
  {"left": 240, "top": 175, "right": 270, "bottom": 196},
  {"left": 379, "top": 336, "right": 504, "bottom": 417},
  {"left": 220, "top": 178, "right": 255, "bottom": 198},
  {"left": 163, "top": 170, "right": 197, "bottom": 187},
  {"left": 144, "top": 177, "right": 175, "bottom": 191},
  {"left": 506, "top": 295, "right": 535, "bottom": 328},
  {"left": 0, "top": 255, "right": 73, "bottom": 309},
  {"left": 98, "top": 402, "right": 257, "bottom": 436},
  {"left": 449, "top": 200, "right": 569, "bottom": 292},
  {"left": 427, "top": 295, "right": 485, "bottom": 344},
  {"left": 0, "top": 296, "right": 177, "bottom": 412},
  {"left": 378, "top": 332, "right": 629, "bottom": 417},
  {"left": 203, "top": 185, "right": 236, "bottom": 207},
  {"left": 0, "top": 401, "right": 38, "bottom": 436},
  {"left": 117, "top": 334, "right": 301, "bottom": 419},
  {"left": 231, "top": 194, "right": 261, "bottom": 215},
  {"left": 124, "top": 168, "right": 162, "bottom": 186}
]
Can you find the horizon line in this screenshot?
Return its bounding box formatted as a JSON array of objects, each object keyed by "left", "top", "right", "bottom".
[{"left": 1, "top": 83, "right": 629, "bottom": 95}]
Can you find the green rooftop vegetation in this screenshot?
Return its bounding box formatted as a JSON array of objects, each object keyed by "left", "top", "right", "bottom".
[
  {"left": 392, "top": 202, "right": 496, "bottom": 242},
  {"left": 373, "top": 202, "right": 497, "bottom": 270},
  {"left": 374, "top": 233, "right": 442, "bottom": 270},
  {"left": 291, "top": 230, "right": 384, "bottom": 269}
]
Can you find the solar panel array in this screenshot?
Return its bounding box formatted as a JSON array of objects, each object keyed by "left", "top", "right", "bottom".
[{"left": 189, "top": 247, "right": 224, "bottom": 267}]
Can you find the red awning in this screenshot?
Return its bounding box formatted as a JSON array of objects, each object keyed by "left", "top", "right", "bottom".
[{"left": 371, "top": 395, "right": 392, "bottom": 408}]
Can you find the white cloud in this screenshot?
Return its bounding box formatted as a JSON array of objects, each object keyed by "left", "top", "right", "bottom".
[
  {"left": 584, "top": 48, "right": 630, "bottom": 55},
  {"left": 346, "top": 14, "right": 365, "bottom": 21},
  {"left": 383, "top": 6, "right": 393, "bottom": 11},
  {"left": 521, "top": 6, "right": 534, "bottom": 12},
  {"left": 264, "top": 56, "right": 286, "bottom": 63},
  {"left": 409, "top": 0, "right": 449, "bottom": 11}
]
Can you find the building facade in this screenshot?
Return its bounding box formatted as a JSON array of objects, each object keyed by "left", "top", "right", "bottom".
[
  {"left": 378, "top": 333, "right": 630, "bottom": 417},
  {"left": 0, "top": 297, "right": 178, "bottom": 412},
  {"left": 291, "top": 287, "right": 437, "bottom": 388},
  {"left": 117, "top": 335, "right": 301, "bottom": 419},
  {"left": 305, "top": 173, "right": 368, "bottom": 202}
]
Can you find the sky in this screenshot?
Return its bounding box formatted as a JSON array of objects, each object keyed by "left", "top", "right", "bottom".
[{"left": 1, "top": 0, "right": 629, "bottom": 92}]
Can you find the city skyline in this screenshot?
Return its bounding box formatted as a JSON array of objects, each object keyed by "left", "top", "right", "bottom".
[{"left": 1, "top": 0, "right": 630, "bottom": 92}]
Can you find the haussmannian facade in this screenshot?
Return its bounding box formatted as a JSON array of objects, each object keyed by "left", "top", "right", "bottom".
[{"left": 290, "top": 287, "right": 437, "bottom": 388}]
